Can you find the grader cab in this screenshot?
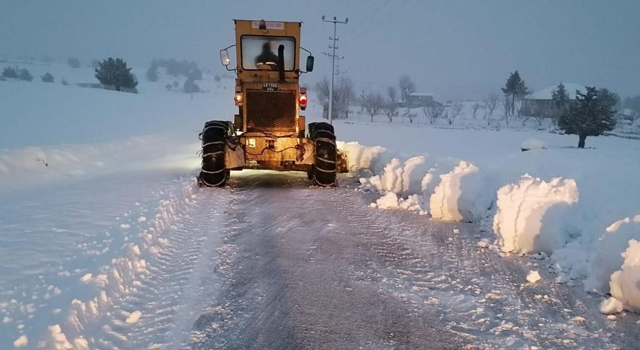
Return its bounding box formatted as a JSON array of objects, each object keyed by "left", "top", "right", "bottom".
[{"left": 199, "top": 19, "right": 344, "bottom": 187}]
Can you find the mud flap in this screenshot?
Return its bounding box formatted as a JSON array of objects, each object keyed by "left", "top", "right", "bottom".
[
  {"left": 297, "top": 142, "right": 315, "bottom": 165},
  {"left": 225, "top": 141, "right": 245, "bottom": 169}
]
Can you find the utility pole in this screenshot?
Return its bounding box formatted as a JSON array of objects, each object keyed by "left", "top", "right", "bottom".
[
  {"left": 322, "top": 15, "right": 348, "bottom": 124},
  {"left": 322, "top": 53, "right": 345, "bottom": 78},
  {"left": 334, "top": 56, "right": 346, "bottom": 77}
]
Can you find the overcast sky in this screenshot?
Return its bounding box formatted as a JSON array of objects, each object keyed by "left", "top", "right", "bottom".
[{"left": 1, "top": 0, "right": 638, "bottom": 100}]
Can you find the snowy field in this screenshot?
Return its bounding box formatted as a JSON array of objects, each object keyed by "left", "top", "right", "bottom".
[{"left": 1, "top": 60, "right": 639, "bottom": 349}]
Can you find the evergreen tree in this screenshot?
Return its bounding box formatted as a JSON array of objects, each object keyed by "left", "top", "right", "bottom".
[
  {"left": 41, "top": 72, "right": 55, "bottom": 83},
  {"left": 551, "top": 82, "right": 570, "bottom": 112},
  {"left": 558, "top": 87, "right": 617, "bottom": 148},
  {"left": 18, "top": 68, "right": 33, "bottom": 81},
  {"left": 183, "top": 77, "right": 200, "bottom": 93},
  {"left": 2, "top": 66, "right": 18, "bottom": 79},
  {"left": 94, "top": 58, "right": 138, "bottom": 92},
  {"left": 146, "top": 60, "right": 158, "bottom": 82},
  {"left": 68, "top": 58, "right": 81, "bottom": 68},
  {"left": 501, "top": 71, "right": 528, "bottom": 116},
  {"left": 190, "top": 67, "right": 203, "bottom": 80}
]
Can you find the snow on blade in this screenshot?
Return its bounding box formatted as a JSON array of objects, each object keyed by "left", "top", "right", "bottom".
[
  {"left": 493, "top": 175, "right": 579, "bottom": 254},
  {"left": 337, "top": 141, "right": 388, "bottom": 174}
]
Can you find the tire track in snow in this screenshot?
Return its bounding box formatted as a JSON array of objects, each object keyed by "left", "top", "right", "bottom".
[
  {"left": 327, "top": 185, "right": 627, "bottom": 349},
  {"left": 114, "top": 187, "right": 237, "bottom": 350}
]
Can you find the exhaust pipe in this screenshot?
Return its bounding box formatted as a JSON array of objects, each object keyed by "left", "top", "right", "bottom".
[{"left": 278, "top": 45, "right": 285, "bottom": 82}]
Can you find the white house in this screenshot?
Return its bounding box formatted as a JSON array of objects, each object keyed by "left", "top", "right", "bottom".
[{"left": 525, "top": 83, "right": 587, "bottom": 118}]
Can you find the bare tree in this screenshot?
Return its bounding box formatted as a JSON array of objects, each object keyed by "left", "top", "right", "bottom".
[
  {"left": 423, "top": 106, "right": 444, "bottom": 124},
  {"left": 399, "top": 75, "right": 416, "bottom": 107},
  {"left": 483, "top": 93, "right": 499, "bottom": 119},
  {"left": 387, "top": 86, "right": 398, "bottom": 105},
  {"left": 514, "top": 92, "right": 530, "bottom": 122},
  {"left": 471, "top": 102, "right": 482, "bottom": 119},
  {"left": 363, "top": 92, "right": 385, "bottom": 122},
  {"left": 383, "top": 104, "right": 399, "bottom": 123},
  {"left": 336, "top": 77, "right": 356, "bottom": 118},
  {"left": 402, "top": 109, "right": 417, "bottom": 123},
  {"left": 316, "top": 77, "right": 355, "bottom": 119},
  {"left": 501, "top": 97, "right": 512, "bottom": 126},
  {"left": 383, "top": 87, "right": 400, "bottom": 122},
  {"left": 446, "top": 101, "right": 464, "bottom": 125},
  {"left": 358, "top": 90, "right": 366, "bottom": 113},
  {"left": 531, "top": 105, "right": 546, "bottom": 128}
]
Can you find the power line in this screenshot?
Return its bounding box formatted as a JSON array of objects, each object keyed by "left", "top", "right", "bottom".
[
  {"left": 343, "top": 0, "right": 395, "bottom": 44},
  {"left": 344, "top": 0, "right": 414, "bottom": 46},
  {"left": 322, "top": 15, "right": 349, "bottom": 124}
]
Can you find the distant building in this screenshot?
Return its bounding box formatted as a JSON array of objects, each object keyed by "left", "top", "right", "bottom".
[
  {"left": 524, "top": 83, "right": 586, "bottom": 118},
  {"left": 407, "top": 92, "right": 440, "bottom": 107}
]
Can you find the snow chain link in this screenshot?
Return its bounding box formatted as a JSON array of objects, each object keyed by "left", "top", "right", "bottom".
[{"left": 311, "top": 128, "right": 338, "bottom": 187}]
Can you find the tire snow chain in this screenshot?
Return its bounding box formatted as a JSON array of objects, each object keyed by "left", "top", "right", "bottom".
[
  {"left": 313, "top": 136, "right": 338, "bottom": 173},
  {"left": 200, "top": 168, "right": 226, "bottom": 175},
  {"left": 200, "top": 176, "right": 226, "bottom": 187},
  {"left": 202, "top": 125, "right": 229, "bottom": 135},
  {"left": 201, "top": 151, "right": 224, "bottom": 160},
  {"left": 312, "top": 174, "right": 337, "bottom": 187},
  {"left": 312, "top": 129, "right": 336, "bottom": 139},
  {"left": 202, "top": 141, "right": 225, "bottom": 148}
]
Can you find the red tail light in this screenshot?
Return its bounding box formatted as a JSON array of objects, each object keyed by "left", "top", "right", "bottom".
[{"left": 299, "top": 94, "right": 308, "bottom": 110}]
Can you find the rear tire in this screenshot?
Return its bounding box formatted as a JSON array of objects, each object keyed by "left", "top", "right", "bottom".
[
  {"left": 199, "top": 121, "right": 232, "bottom": 187},
  {"left": 308, "top": 122, "right": 337, "bottom": 187}
]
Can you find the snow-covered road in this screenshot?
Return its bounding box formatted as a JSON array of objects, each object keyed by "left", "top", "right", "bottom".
[
  {"left": 142, "top": 172, "right": 637, "bottom": 350},
  {"left": 2, "top": 168, "right": 639, "bottom": 349}
]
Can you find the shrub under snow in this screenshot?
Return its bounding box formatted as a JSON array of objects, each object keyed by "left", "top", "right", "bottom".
[
  {"left": 521, "top": 138, "right": 547, "bottom": 151},
  {"left": 493, "top": 175, "right": 579, "bottom": 254}
]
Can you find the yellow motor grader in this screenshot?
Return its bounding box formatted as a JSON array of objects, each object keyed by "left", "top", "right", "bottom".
[{"left": 199, "top": 19, "right": 345, "bottom": 187}]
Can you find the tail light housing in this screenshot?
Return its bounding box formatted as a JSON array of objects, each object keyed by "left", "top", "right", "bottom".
[
  {"left": 299, "top": 87, "right": 308, "bottom": 110},
  {"left": 234, "top": 85, "right": 243, "bottom": 106}
]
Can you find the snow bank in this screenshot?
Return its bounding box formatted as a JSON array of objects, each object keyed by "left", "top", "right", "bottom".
[
  {"left": 493, "top": 175, "right": 579, "bottom": 254},
  {"left": 48, "top": 176, "right": 200, "bottom": 348},
  {"left": 341, "top": 127, "right": 640, "bottom": 312},
  {"left": 429, "top": 161, "right": 492, "bottom": 222},
  {"left": 0, "top": 135, "right": 199, "bottom": 193},
  {"left": 602, "top": 240, "right": 640, "bottom": 314},
  {"left": 586, "top": 213, "right": 640, "bottom": 293}
]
